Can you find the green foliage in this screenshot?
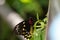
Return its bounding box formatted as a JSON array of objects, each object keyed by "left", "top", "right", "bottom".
[
  {"left": 29, "top": 13, "right": 48, "bottom": 40},
  {"left": 1, "top": 0, "right": 49, "bottom": 40}
]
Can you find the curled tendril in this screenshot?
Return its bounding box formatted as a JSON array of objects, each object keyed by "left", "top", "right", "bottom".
[
  {"left": 33, "top": 13, "right": 45, "bottom": 31},
  {"left": 33, "top": 20, "right": 45, "bottom": 31}
]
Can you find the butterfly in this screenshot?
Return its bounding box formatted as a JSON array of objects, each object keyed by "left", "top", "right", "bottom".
[{"left": 14, "top": 17, "right": 35, "bottom": 39}]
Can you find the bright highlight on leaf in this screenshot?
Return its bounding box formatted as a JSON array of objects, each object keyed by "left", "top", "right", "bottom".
[{"left": 20, "top": 0, "right": 31, "bottom": 3}]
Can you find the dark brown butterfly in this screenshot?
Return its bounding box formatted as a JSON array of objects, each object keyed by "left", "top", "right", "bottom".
[{"left": 14, "top": 17, "right": 35, "bottom": 39}]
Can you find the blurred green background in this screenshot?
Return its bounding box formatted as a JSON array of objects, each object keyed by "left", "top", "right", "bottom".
[{"left": 0, "top": 15, "right": 20, "bottom": 40}]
